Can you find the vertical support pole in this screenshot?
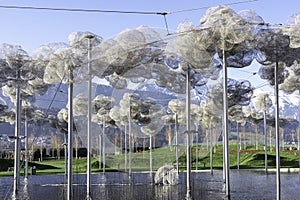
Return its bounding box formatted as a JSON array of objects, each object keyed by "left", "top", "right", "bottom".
[
  {"left": 222, "top": 47, "right": 230, "bottom": 197},
  {"left": 87, "top": 36, "right": 93, "bottom": 199},
  {"left": 243, "top": 126, "right": 246, "bottom": 150},
  {"left": 102, "top": 122, "right": 106, "bottom": 173},
  {"left": 124, "top": 125, "right": 127, "bottom": 172},
  {"left": 275, "top": 60, "right": 281, "bottom": 200},
  {"left": 150, "top": 135, "right": 153, "bottom": 173},
  {"left": 67, "top": 68, "right": 74, "bottom": 200},
  {"left": 175, "top": 114, "right": 179, "bottom": 174},
  {"left": 270, "top": 128, "right": 273, "bottom": 152},
  {"left": 298, "top": 128, "right": 300, "bottom": 173},
  {"left": 40, "top": 139, "right": 43, "bottom": 161},
  {"left": 237, "top": 122, "right": 240, "bottom": 171},
  {"left": 120, "top": 128, "right": 123, "bottom": 157},
  {"left": 298, "top": 95, "right": 300, "bottom": 162},
  {"left": 24, "top": 117, "right": 28, "bottom": 179},
  {"left": 222, "top": 126, "right": 225, "bottom": 182},
  {"left": 98, "top": 133, "right": 101, "bottom": 169},
  {"left": 256, "top": 126, "right": 259, "bottom": 150},
  {"left": 13, "top": 69, "right": 21, "bottom": 196},
  {"left": 128, "top": 100, "right": 132, "bottom": 178},
  {"left": 64, "top": 133, "right": 67, "bottom": 176},
  {"left": 186, "top": 68, "right": 191, "bottom": 199},
  {"left": 263, "top": 108, "right": 268, "bottom": 174},
  {"left": 196, "top": 123, "right": 199, "bottom": 171},
  {"left": 210, "top": 119, "right": 213, "bottom": 175}
]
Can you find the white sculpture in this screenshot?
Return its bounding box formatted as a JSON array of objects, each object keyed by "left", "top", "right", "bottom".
[{"left": 154, "top": 165, "right": 178, "bottom": 185}]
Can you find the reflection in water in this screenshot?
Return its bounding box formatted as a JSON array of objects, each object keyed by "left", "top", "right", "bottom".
[
  {"left": 22, "top": 178, "right": 29, "bottom": 200},
  {"left": 1, "top": 171, "right": 300, "bottom": 200},
  {"left": 10, "top": 178, "right": 29, "bottom": 200},
  {"left": 11, "top": 193, "right": 16, "bottom": 200},
  {"left": 155, "top": 185, "right": 181, "bottom": 200}
]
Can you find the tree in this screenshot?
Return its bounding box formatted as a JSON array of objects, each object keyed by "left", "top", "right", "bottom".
[
  {"left": 109, "top": 103, "right": 130, "bottom": 172},
  {"left": 200, "top": 97, "right": 222, "bottom": 174},
  {"left": 253, "top": 92, "right": 272, "bottom": 173},
  {"left": 50, "top": 133, "right": 63, "bottom": 159},
  {"left": 166, "top": 99, "right": 185, "bottom": 173},
  {"left": 139, "top": 99, "right": 164, "bottom": 174},
  {"left": 91, "top": 94, "right": 115, "bottom": 172}
]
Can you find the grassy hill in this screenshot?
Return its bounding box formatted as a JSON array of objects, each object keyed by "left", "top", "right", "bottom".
[{"left": 0, "top": 144, "right": 299, "bottom": 176}]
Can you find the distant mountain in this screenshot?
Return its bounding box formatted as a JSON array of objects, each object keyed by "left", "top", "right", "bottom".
[
  {"left": 135, "top": 82, "right": 177, "bottom": 107},
  {"left": 269, "top": 96, "right": 299, "bottom": 120},
  {"left": 1, "top": 80, "right": 299, "bottom": 146},
  {"left": 2, "top": 82, "right": 299, "bottom": 121},
  {"left": 0, "top": 122, "right": 14, "bottom": 135},
  {"left": 31, "top": 82, "right": 114, "bottom": 110},
  {"left": 252, "top": 89, "right": 299, "bottom": 121}
]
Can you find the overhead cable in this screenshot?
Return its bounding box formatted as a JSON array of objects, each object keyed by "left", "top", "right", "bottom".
[
  {"left": 45, "top": 75, "right": 65, "bottom": 115},
  {"left": 169, "top": 0, "right": 258, "bottom": 14},
  {"left": 0, "top": 5, "right": 169, "bottom": 15},
  {"left": 0, "top": 0, "right": 258, "bottom": 35},
  {"left": 0, "top": 0, "right": 257, "bottom": 16}
]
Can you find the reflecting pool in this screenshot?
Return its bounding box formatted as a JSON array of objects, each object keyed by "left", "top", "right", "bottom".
[{"left": 1, "top": 170, "right": 300, "bottom": 199}]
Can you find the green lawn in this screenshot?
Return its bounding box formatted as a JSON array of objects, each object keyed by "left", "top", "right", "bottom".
[
  {"left": 0, "top": 144, "right": 299, "bottom": 176},
  {"left": 192, "top": 144, "right": 300, "bottom": 169}
]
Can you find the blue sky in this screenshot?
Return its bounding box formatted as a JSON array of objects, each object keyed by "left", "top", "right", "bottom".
[
  {"left": 1, "top": 0, "right": 299, "bottom": 52},
  {"left": 0, "top": 0, "right": 300, "bottom": 92}
]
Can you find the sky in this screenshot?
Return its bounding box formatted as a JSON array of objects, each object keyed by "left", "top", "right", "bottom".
[{"left": 0, "top": 0, "right": 300, "bottom": 94}]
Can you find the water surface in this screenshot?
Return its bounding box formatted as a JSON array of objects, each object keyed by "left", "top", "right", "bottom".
[{"left": 1, "top": 170, "right": 300, "bottom": 200}]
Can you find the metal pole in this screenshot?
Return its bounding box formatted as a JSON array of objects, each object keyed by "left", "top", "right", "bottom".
[
  {"left": 275, "top": 60, "right": 281, "bottom": 200},
  {"left": 210, "top": 119, "right": 213, "bottom": 175},
  {"left": 222, "top": 47, "right": 230, "bottom": 197},
  {"left": 270, "top": 128, "right": 273, "bottom": 152},
  {"left": 128, "top": 101, "right": 132, "bottom": 178},
  {"left": 281, "top": 128, "right": 284, "bottom": 150},
  {"left": 24, "top": 117, "right": 28, "bottom": 179},
  {"left": 298, "top": 94, "right": 300, "bottom": 160},
  {"left": 40, "top": 139, "right": 43, "bottom": 162},
  {"left": 102, "top": 122, "right": 106, "bottom": 173},
  {"left": 196, "top": 122, "right": 199, "bottom": 171},
  {"left": 243, "top": 126, "right": 246, "bottom": 150},
  {"left": 13, "top": 69, "right": 21, "bottom": 196},
  {"left": 222, "top": 127, "right": 226, "bottom": 183},
  {"left": 124, "top": 125, "right": 127, "bottom": 172},
  {"left": 64, "top": 133, "right": 67, "bottom": 176},
  {"left": 98, "top": 133, "right": 101, "bottom": 169},
  {"left": 120, "top": 128, "right": 123, "bottom": 157},
  {"left": 298, "top": 100, "right": 300, "bottom": 173},
  {"left": 237, "top": 121, "right": 240, "bottom": 171},
  {"left": 175, "top": 114, "right": 179, "bottom": 174},
  {"left": 185, "top": 68, "right": 191, "bottom": 199},
  {"left": 150, "top": 135, "right": 153, "bottom": 173},
  {"left": 206, "top": 129, "right": 209, "bottom": 151},
  {"left": 256, "top": 125, "right": 259, "bottom": 150},
  {"left": 86, "top": 36, "right": 93, "bottom": 199},
  {"left": 263, "top": 107, "right": 268, "bottom": 174},
  {"left": 298, "top": 128, "right": 300, "bottom": 173},
  {"left": 67, "top": 68, "right": 74, "bottom": 200}
]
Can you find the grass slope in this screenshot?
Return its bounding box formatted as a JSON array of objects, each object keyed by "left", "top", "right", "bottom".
[{"left": 0, "top": 144, "right": 299, "bottom": 176}]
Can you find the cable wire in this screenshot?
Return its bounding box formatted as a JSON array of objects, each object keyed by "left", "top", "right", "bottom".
[
  {"left": 45, "top": 75, "right": 65, "bottom": 115},
  {"left": 0, "top": 0, "right": 257, "bottom": 15},
  {"left": 169, "top": 0, "right": 258, "bottom": 14},
  {"left": 255, "top": 82, "right": 269, "bottom": 89},
  {"left": 0, "top": 0, "right": 259, "bottom": 37},
  {"left": 0, "top": 5, "right": 169, "bottom": 15}
]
